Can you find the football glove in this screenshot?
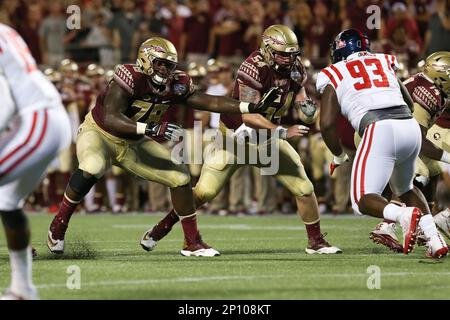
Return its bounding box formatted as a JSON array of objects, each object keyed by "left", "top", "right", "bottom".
[
  {"left": 329, "top": 152, "right": 349, "bottom": 176},
  {"left": 248, "top": 87, "right": 281, "bottom": 113},
  {"left": 299, "top": 98, "right": 317, "bottom": 118},
  {"left": 146, "top": 122, "right": 184, "bottom": 141}
]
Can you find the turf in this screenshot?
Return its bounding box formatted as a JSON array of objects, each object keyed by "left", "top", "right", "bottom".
[{"left": 0, "top": 213, "right": 449, "bottom": 299}]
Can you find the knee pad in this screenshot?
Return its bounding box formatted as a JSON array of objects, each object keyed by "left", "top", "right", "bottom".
[
  {"left": 69, "top": 169, "right": 98, "bottom": 196},
  {"left": 167, "top": 171, "right": 191, "bottom": 188},
  {"left": 0, "top": 209, "right": 28, "bottom": 229},
  {"left": 194, "top": 184, "right": 219, "bottom": 203}
]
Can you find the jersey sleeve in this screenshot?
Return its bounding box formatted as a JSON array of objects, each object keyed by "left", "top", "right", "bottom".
[
  {"left": 316, "top": 69, "right": 332, "bottom": 94},
  {"left": 113, "top": 64, "right": 139, "bottom": 96}
]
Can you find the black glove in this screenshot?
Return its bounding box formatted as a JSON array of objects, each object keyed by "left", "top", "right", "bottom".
[
  {"left": 145, "top": 122, "right": 184, "bottom": 141},
  {"left": 248, "top": 87, "right": 281, "bottom": 113}
]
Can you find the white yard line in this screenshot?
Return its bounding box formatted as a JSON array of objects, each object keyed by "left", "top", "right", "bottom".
[{"left": 2, "top": 272, "right": 449, "bottom": 291}]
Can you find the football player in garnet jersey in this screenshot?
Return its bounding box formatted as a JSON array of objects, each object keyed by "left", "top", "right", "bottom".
[
  {"left": 47, "top": 37, "right": 278, "bottom": 257},
  {"left": 319, "top": 29, "right": 447, "bottom": 258},
  {"left": 369, "top": 51, "right": 450, "bottom": 252},
  {"left": 140, "top": 25, "right": 342, "bottom": 255}
]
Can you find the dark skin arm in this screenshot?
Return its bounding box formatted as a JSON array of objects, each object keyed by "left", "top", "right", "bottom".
[
  {"left": 419, "top": 125, "right": 444, "bottom": 160},
  {"left": 398, "top": 77, "right": 414, "bottom": 112},
  {"left": 102, "top": 81, "right": 140, "bottom": 138},
  {"left": 319, "top": 84, "right": 343, "bottom": 156},
  {"left": 185, "top": 91, "right": 249, "bottom": 114}
]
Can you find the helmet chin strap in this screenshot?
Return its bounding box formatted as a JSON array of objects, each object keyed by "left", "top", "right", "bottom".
[{"left": 152, "top": 73, "right": 167, "bottom": 85}]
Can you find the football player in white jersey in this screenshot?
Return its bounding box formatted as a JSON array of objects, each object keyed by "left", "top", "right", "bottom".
[
  {"left": 317, "top": 29, "right": 448, "bottom": 258},
  {"left": 0, "top": 23, "right": 71, "bottom": 299}
]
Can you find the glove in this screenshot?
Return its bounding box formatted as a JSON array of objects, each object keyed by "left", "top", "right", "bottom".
[
  {"left": 329, "top": 152, "right": 349, "bottom": 176},
  {"left": 145, "top": 122, "right": 184, "bottom": 141},
  {"left": 248, "top": 87, "right": 281, "bottom": 113}
]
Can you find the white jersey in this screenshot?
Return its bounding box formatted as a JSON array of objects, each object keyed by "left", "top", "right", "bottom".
[
  {"left": 0, "top": 23, "right": 61, "bottom": 113},
  {"left": 316, "top": 51, "right": 406, "bottom": 131},
  {"left": 0, "top": 70, "right": 16, "bottom": 132}
]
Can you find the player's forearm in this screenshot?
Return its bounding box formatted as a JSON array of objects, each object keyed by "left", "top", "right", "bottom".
[
  {"left": 398, "top": 78, "right": 414, "bottom": 111},
  {"left": 321, "top": 126, "right": 343, "bottom": 156},
  {"left": 186, "top": 91, "right": 248, "bottom": 114},
  {"left": 104, "top": 113, "right": 142, "bottom": 138},
  {"left": 242, "top": 114, "right": 277, "bottom": 130}
]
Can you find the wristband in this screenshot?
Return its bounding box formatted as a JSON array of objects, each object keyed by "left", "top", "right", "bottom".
[
  {"left": 136, "top": 122, "right": 147, "bottom": 135},
  {"left": 441, "top": 150, "right": 450, "bottom": 164},
  {"left": 239, "top": 102, "right": 250, "bottom": 113},
  {"left": 333, "top": 151, "right": 348, "bottom": 165}
]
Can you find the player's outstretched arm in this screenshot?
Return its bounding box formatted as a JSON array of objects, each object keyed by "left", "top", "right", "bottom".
[
  {"left": 419, "top": 125, "right": 450, "bottom": 163},
  {"left": 184, "top": 88, "right": 279, "bottom": 114},
  {"left": 319, "top": 85, "right": 343, "bottom": 156},
  {"left": 103, "top": 82, "right": 142, "bottom": 138}
]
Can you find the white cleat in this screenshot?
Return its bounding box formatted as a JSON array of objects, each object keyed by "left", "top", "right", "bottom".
[
  {"left": 305, "top": 246, "right": 342, "bottom": 254},
  {"left": 398, "top": 207, "right": 423, "bottom": 254},
  {"left": 1, "top": 288, "right": 39, "bottom": 300},
  {"left": 370, "top": 222, "right": 403, "bottom": 252},
  {"left": 433, "top": 208, "right": 450, "bottom": 239},
  {"left": 47, "top": 230, "right": 65, "bottom": 254},
  {"left": 305, "top": 233, "right": 342, "bottom": 254},
  {"left": 180, "top": 247, "right": 221, "bottom": 257},
  {"left": 425, "top": 232, "right": 449, "bottom": 259},
  {"left": 140, "top": 230, "right": 158, "bottom": 252}
]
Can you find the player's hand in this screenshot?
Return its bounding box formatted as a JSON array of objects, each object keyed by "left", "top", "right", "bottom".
[
  {"left": 299, "top": 98, "right": 317, "bottom": 118},
  {"left": 330, "top": 152, "right": 349, "bottom": 176},
  {"left": 282, "top": 125, "right": 309, "bottom": 139},
  {"left": 248, "top": 87, "right": 281, "bottom": 113},
  {"left": 146, "top": 122, "right": 184, "bottom": 141}
]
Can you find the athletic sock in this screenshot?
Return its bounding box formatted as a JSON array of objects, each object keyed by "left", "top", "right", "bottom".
[
  {"left": 383, "top": 203, "right": 402, "bottom": 222},
  {"left": 9, "top": 246, "right": 34, "bottom": 295},
  {"left": 419, "top": 214, "right": 439, "bottom": 238},
  {"left": 304, "top": 220, "right": 321, "bottom": 240},
  {"left": 56, "top": 194, "right": 80, "bottom": 225},
  {"left": 150, "top": 209, "right": 179, "bottom": 241},
  {"left": 180, "top": 214, "right": 199, "bottom": 244}
]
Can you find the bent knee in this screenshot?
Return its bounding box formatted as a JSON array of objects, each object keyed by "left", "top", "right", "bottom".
[
  {"left": 166, "top": 171, "right": 191, "bottom": 188},
  {"left": 194, "top": 184, "right": 219, "bottom": 203},
  {"left": 290, "top": 180, "right": 314, "bottom": 197},
  {"left": 78, "top": 153, "right": 107, "bottom": 178}
]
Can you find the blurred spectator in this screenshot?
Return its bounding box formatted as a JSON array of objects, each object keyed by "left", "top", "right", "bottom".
[
  {"left": 424, "top": 0, "right": 450, "bottom": 55},
  {"left": 18, "top": 3, "right": 42, "bottom": 63},
  {"left": 263, "top": 0, "right": 284, "bottom": 29},
  {"left": 39, "top": 2, "right": 67, "bottom": 67},
  {"left": 180, "top": 0, "right": 211, "bottom": 64},
  {"left": 305, "top": 1, "right": 340, "bottom": 66},
  {"left": 84, "top": 13, "right": 114, "bottom": 66},
  {"left": 409, "top": 0, "right": 433, "bottom": 40},
  {"left": 159, "top": 0, "right": 191, "bottom": 50},
  {"left": 209, "top": 0, "right": 244, "bottom": 66},
  {"left": 289, "top": 0, "right": 313, "bottom": 49},
  {"left": 242, "top": 0, "right": 264, "bottom": 55},
  {"left": 109, "top": 0, "right": 142, "bottom": 63},
  {"left": 382, "top": 25, "right": 420, "bottom": 68},
  {"left": 134, "top": 0, "right": 165, "bottom": 46},
  {"left": 341, "top": 0, "right": 381, "bottom": 41},
  {"left": 385, "top": 2, "right": 423, "bottom": 50}
]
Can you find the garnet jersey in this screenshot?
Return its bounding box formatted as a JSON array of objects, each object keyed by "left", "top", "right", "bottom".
[
  {"left": 91, "top": 64, "right": 195, "bottom": 139},
  {"left": 0, "top": 23, "right": 61, "bottom": 112},
  {"left": 221, "top": 50, "right": 307, "bottom": 130},
  {"left": 316, "top": 51, "right": 406, "bottom": 131},
  {"left": 403, "top": 72, "right": 448, "bottom": 129},
  {"left": 435, "top": 107, "right": 450, "bottom": 129}
]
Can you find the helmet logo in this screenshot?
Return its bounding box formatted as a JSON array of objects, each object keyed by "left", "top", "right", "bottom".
[
  {"left": 262, "top": 34, "right": 286, "bottom": 46},
  {"left": 149, "top": 45, "right": 166, "bottom": 53}
]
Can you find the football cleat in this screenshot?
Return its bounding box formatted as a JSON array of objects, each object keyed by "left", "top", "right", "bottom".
[
  {"left": 398, "top": 207, "right": 423, "bottom": 254},
  {"left": 416, "top": 227, "right": 428, "bottom": 247},
  {"left": 370, "top": 222, "right": 403, "bottom": 253},
  {"left": 305, "top": 233, "right": 342, "bottom": 254},
  {"left": 140, "top": 230, "right": 158, "bottom": 252},
  {"left": 425, "top": 232, "right": 449, "bottom": 259},
  {"left": 1, "top": 288, "right": 39, "bottom": 300},
  {"left": 180, "top": 236, "right": 220, "bottom": 257},
  {"left": 433, "top": 208, "right": 450, "bottom": 239},
  {"left": 47, "top": 216, "right": 67, "bottom": 254}
]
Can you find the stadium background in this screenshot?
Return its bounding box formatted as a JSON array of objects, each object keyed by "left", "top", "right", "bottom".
[{"left": 1, "top": 0, "right": 449, "bottom": 216}]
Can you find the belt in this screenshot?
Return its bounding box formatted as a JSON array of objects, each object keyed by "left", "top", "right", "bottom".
[{"left": 358, "top": 105, "right": 412, "bottom": 136}]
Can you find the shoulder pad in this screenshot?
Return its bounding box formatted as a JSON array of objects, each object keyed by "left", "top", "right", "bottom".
[{"left": 113, "top": 64, "right": 141, "bottom": 96}]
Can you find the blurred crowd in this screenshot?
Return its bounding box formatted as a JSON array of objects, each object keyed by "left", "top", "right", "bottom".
[{"left": 0, "top": 0, "right": 449, "bottom": 215}]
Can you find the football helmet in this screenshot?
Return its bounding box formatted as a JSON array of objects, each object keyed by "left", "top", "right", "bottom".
[
  {"left": 59, "top": 59, "right": 79, "bottom": 73},
  {"left": 331, "top": 29, "right": 370, "bottom": 64},
  {"left": 260, "top": 24, "right": 300, "bottom": 73},
  {"left": 424, "top": 51, "right": 450, "bottom": 96},
  {"left": 136, "top": 37, "right": 178, "bottom": 85},
  {"left": 85, "top": 63, "right": 105, "bottom": 77},
  {"left": 187, "top": 62, "right": 207, "bottom": 78},
  {"left": 43, "top": 68, "right": 62, "bottom": 83}
]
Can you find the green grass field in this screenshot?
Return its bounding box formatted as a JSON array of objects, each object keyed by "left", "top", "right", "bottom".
[{"left": 0, "top": 213, "right": 449, "bottom": 299}]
